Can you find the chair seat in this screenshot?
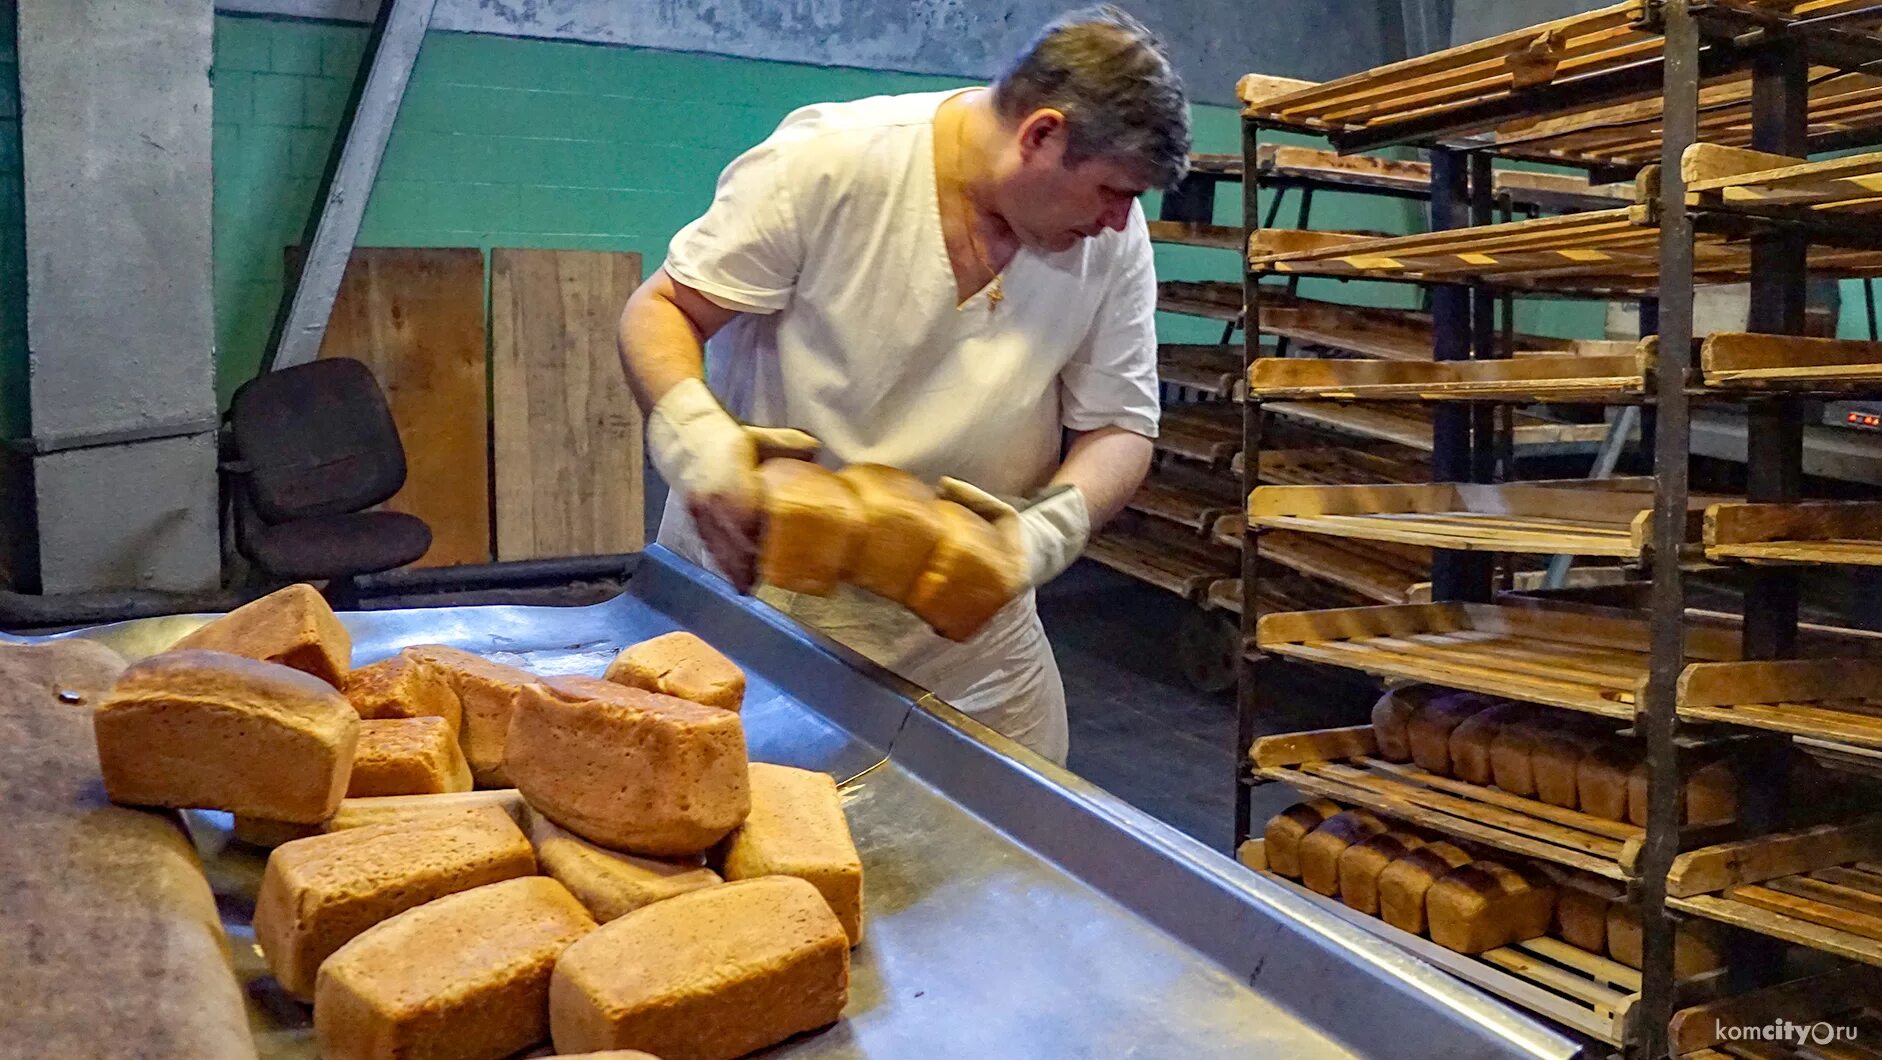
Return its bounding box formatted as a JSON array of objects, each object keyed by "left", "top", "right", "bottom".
[{"left": 245, "top": 511, "right": 432, "bottom": 580}]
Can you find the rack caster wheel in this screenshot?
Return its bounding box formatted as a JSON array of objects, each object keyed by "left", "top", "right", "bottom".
[{"left": 1177, "top": 605, "right": 1238, "bottom": 694}]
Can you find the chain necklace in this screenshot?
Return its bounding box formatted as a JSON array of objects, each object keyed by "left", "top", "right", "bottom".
[{"left": 953, "top": 102, "right": 1004, "bottom": 311}]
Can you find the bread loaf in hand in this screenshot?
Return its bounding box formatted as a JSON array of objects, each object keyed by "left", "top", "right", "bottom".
[
  {"left": 837, "top": 463, "right": 944, "bottom": 602},
  {"left": 904, "top": 500, "right": 1025, "bottom": 642},
  {"left": 757, "top": 459, "right": 864, "bottom": 595}
]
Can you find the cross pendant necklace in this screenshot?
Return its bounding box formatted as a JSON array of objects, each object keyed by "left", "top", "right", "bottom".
[{"left": 955, "top": 106, "right": 1004, "bottom": 313}]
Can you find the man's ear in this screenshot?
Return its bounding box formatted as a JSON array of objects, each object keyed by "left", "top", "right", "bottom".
[{"left": 1016, "top": 108, "right": 1067, "bottom": 161}]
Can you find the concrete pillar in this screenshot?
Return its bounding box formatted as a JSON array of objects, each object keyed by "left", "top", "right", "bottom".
[{"left": 18, "top": 0, "right": 220, "bottom": 593}]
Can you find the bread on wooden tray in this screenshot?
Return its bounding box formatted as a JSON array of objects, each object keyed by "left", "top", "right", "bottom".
[
  {"left": 1262, "top": 799, "right": 1343, "bottom": 878},
  {"left": 1425, "top": 860, "right": 1555, "bottom": 955},
  {"left": 838, "top": 462, "right": 944, "bottom": 602},
  {"left": 1377, "top": 841, "right": 1474, "bottom": 936},
  {"left": 505, "top": 675, "right": 750, "bottom": 856},
  {"left": 1371, "top": 685, "right": 1446, "bottom": 763},
  {"left": 719, "top": 762, "right": 865, "bottom": 946},
  {"left": 1489, "top": 717, "right": 1551, "bottom": 798},
  {"left": 95, "top": 649, "right": 358, "bottom": 823},
  {"left": 530, "top": 812, "right": 722, "bottom": 924},
  {"left": 1338, "top": 830, "right": 1426, "bottom": 915},
  {"left": 253, "top": 805, "right": 537, "bottom": 999},
  {"left": 346, "top": 716, "right": 474, "bottom": 797},
  {"left": 604, "top": 630, "right": 746, "bottom": 712},
  {"left": 315, "top": 876, "right": 596, "bottom": 1060},
  {"left": 1625, "top": 754, "right": 1738, "bottom": 827},
  {"left": 550, "top": 876, "right": 850, "bottom": 1059},
  {"left": 1447, "top": 703, "right": 1530, "bottom": 786},
  {"left": 1578, "top": 742, "right": 1645, "bottom": 822},
  {"left": 171, "top": 582, "right": 351, "bottom": 686},
  {"left": 402, "top": 644, "right": 542, "bottom": 788},
  {"left": 1553, "top": 887, "right": 1611, "bottom": 954},
  {"left": 1298, "top": 810, "right": 1388, "bottom": 896},
  {"left": 1530, "top": 727, "right": 1608, "bottom": 810},
  {"left": 341, "top": 651, "right": 462, "bottom": 734},
  {"left": 757, "top": 458, "right": 865, "bottom": 595},
  {"left": 1408, "top": 692, "right": 1493, "bottom": 774},
  {"left": 1606, "top": 904, "right": 1726, "bottom": 976}
]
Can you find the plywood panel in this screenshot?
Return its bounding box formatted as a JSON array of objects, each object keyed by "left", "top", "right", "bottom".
[
  {"left": 491, "top": 248, "right": 644, "bottom": 561},
  {"left": 315, "top": 247, "right": 490, "bottom": 567}
]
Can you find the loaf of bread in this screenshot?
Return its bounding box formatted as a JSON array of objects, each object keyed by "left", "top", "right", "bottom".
[
  {"left": 253, "top": 806, "right": 536, "bottom": 998},
  {"left": 1298, "top": 810, "right": 1388, "bottom": 896},
  {"left": 1489, "top": 718, "right": 1550, "bottom": 798},
  {"left": 1338, "top": 830, "right": 1426, "bottom": 915},
  {"left": 2, "top": 641, "right": 258, "bottom": 1060},
  {"left": 1607, "top": 905, "right": 1725, "bottom": 976},
  {"left": 1578, "top": 743, "right": 1644, "bottom": 821},
  {"left": 346, "top": 716, "right": 474, "bottom": 797},
  {"left": 1426, "top": 861, "right": 1556, "bottom": 955},
  {"left": 904, "top": 500, "right": 1025, "bottom": 642},
  {"left": 1626, "top": 754, "right": 1738, "bottom": 827},
  {"left": 341, "top": 651, "right": 462, "bottom": 734},
  {"left": 1371, "top": 685, "right": 1445, "bottom": 762},
  {"left": 1262, "top": 799, "right": 1343, "bottom": 878},
  {"left": 232, "top": 815, "right": 322, "bottom": 848},
  {"left": 757, "top": 458, "right": 864, "bottom": 595},
  {"left": 550, "top": 876, "right": 849, "bottom": 1058},
  {"left": 1377, "top": 841, "right": 1474, "bottom": 935},
  {"left": 316, "top": 876, "right": 596, "bottom": 1060},
  {"left": 837, "top": 463, "right": 944, "bottom": 601},
  {"left": 326, "top": 787, "right": 530, "bottom": 832},
  {"left": 403, "top": 644, "right": 540, "bottom": 787},
  {"left": 506, "top": 675, "right": 750, "bottom": 856},
  {"left": 171, "top": 582, "right": 351, "bottom": 685},
  {"left": 604, "top": 631, "right": 745, "bottom": 712},
  {"left": 1447, "top": 703, "right": 1530, "bottom": 786},
  {"left": 1530, "top": 728, "right": 1607, "bottom": 809},
  {"left": 719, "top": 762, "right": 865, "bottom": 945},
  {"left": 1554, "top": 888, "right": 1610, "bottom": 954},
  {"left": 1408, "top": 693, "right": 1492, "bottom": 774},
  {"left": 95, "top": 649, "right": 358, "bottom": 823},
  {"left": 531, "top": 812, "right": 722, "bottom": 923}
]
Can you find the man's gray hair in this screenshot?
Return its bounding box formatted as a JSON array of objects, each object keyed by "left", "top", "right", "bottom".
[{"left": 993, "top": 5, "right": 1191, "bottom": 189}]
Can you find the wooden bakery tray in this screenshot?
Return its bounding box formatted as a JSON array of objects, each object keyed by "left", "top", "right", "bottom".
[
  {"left": 1147, "top": 221, "right": 1245, "bottom": 251},
  {"left": 1159, "top": 343, "right": 1243, "bottom": 397},
  {"left": 1155, "top": 402, "right": 1244, "bottom": 465},
  {"left": 1665, "top": 819, "right": 1882, "bottom": 969},
  {"left": 1127, "top": 472, "right": 1243, "bottom": 534},
  {"left": 1249, "top": 480, "right": 1701, "bottom": 559},
  {"left": 1242, "top": 446, "right": 1431, "bottom": 487},
  {"left": 1678, "top": 658, "right": 1882, "bottom": 751},
  {"left": 1701, "top": 332, "right": 1882, "bottom": 394},
  {"left": 1705, "top": 501, "right": 1882, "bottom": 567},
  {"left": 1086, "top": 514, "right": 1242, "bottom": 602},
  {"left": 1250, "top": 725, "right": 1640, "bottom": 880},
  {"left": 1157, "top": 280, "right": 1243, "bottom": 321},
  {"left": 1222, "top": 517, "right": 1429, "bottom": 604},
  {"left": 1238, "top": 839, "right": 1643, "bottom": 1046},
  {"left": 1249, "top": 342, "right": 1652, "bottom": 404},
  {"left": 1264, "top": 401, "right": 1609, "bottom": 452},
  {"left": 1254, "top": 144, "right": 1629, "bottom": 211},
  {"left": 1670, "top": 966, "right": 1882, "bottom": 1059}
]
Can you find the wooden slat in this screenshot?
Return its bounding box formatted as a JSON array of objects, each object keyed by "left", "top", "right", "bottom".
[
  {"left": 1673, "top": 892, "right": 1882, "bottom": 970},
  {"left": 1264, "top": 400, "right": 1608, "bottom": 451},
  {"left": 490, "top": 248, "right": 645, "bottom": 561},
  {"left": 1249, "top": 348, "right": 1650, "bottom": 402},
  {"left": 1155, "top": 402, "right": 1243, "bottom": 464},
  {"left": 1678, "top": 659, "right": 1882, "bottom": 750},
  {"left": 1157, "top": 280, "right": 1241, "bottom": 320},
  {"left": 1159, "top": 344, "right": 1242, "bottom": 395},
  {"left": 1147, "top": 221, "right": 1243, "bottom": 251},
  {"left": 1671, "top": 967, "right": 1882, "bottom": 1055},
  {"left": 316, "top": 246, "right": 491, "bottom": 567},
  {"left": 1255, "top": 528, "right": 1426, "bottom": 603},
  {"left": 1703, "top": 333, "right": 1882, "bottom": 391},
  {"left": 1665, "top": 818, "right": 1882, "bottom": 897},
  {"left": 1724, "top": 885, "right": 1882, "bottom": 943},
  {"left": 1254, "top": 143, "right": 1625, "bottom": 204},
  {"left": 1126, "top": 473, "right": 1240, "bottom": 532}
]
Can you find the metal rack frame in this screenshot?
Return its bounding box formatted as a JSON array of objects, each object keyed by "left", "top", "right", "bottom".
[{"left": 1236, "top": 6, "right": 1882, "bottom": 1055}]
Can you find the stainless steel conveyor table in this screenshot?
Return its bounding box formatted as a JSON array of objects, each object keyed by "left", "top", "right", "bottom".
[{"left": 26, "top": 547, "right": 1587, "bottom": 1059}]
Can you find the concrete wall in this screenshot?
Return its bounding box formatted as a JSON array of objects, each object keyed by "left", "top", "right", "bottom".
[{"left": 215, "top": 0, "right": 1409, "bottom": 108}]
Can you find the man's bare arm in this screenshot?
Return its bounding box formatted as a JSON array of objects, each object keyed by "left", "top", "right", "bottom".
[
  {"left": 1049, "top": 425, "right": 1155, "bottom": 528},
  {"left": 617, "top": 266, "right": 741, "bottom": 413}
]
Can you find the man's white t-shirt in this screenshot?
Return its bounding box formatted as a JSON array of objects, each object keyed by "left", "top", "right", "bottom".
[{"left": 655, "top": 89, "right": 1161, "bottom": 763}]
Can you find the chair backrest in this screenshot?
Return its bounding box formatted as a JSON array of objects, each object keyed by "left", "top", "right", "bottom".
[{"left": 229, "top": 358, "right": 407, "bottom": 523}]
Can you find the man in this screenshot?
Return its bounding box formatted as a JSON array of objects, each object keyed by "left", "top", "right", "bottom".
[{"left": 617, "top": 6, "right": 1188, "bottom": 764}]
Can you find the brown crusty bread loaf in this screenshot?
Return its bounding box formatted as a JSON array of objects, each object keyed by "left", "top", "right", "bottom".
[
  {"left": 2, "top": 641, "right": 258, "bottom": 1060},
  {"left": 1408, "top": 693, "right": 1493, "bottom": 774},
  {"left": 253, "top": 806, "right": 536, "bottom": 999},
  {"left": 1338, "top": 830, "right": 1426, "bottom": 915},
  {"left": 1626, "top": 754, "right": 1738, "bottom": 828},
  {"left": 171, "top": 582, "right": 351, "bottom": 686},
  {"left": 904, "top": 500, "right": 1026, "bottom": 642},
  {"left": 402, "top": 644, "right": 541, "bottom": 788},
  {"left": 838, "top": 463, "right": 945, "bottom": 602},
  {"left": 604, "top": 630, "right": 745, "bottom": 712},
  {"left": 1426, "top": 861, "right": 1556, "bottom": 955},
  {"left": 325, "top": 788, "right": 531, "bottom": 833},
  {"left": 1554, "top": 888, "right": 1610, "bottom": 954},
  {"left": 550, "top": 876, "right": 849, "bottom": 1058},
  {"left": 530, "top": 812, "right": 721, "bottom": 923},
  {"left": 341, "top": 651, "right": 462, "bottom": 734},
  {"left": 1377, "top": 841, "right": 1474, "bottom": 936},
  {"left": 1489, "top": 717, "right": 1551, "bottom": 798},
  {"left": 95, "top": 649, "right": 359, "bottom": 823},
  {"left": 1447, "top": 703, "right": 1530, "bottom": 786},
  {"left": 1606, "top": 904, "right": 1725, "bottom": 976},
  {"left": 719, "top": 762, "right": 865, "bottom": 946},
  {"left": 757, "top": 458, "right": 865, "bottom": 595},
  {"left": 506, "top": 675, "right": 750, "bottom": 856},
  {"left": 1262, "top": 799, "right": 1343, "bottom": 879},
  {"left": 1371, "top": 685, "right": 1444, "bottom": 763},
  {"left": 1531, "top": 728, "right": 1607, "bottom": 809},
  {"left": 346, "top": 716, "right": 474, "bottom": 797},
  {"left": 316, "top": 876, "right": 596, "bottom": 1060},
  {"left": 1578, "top": 743, "right": 1644, "bottom": 822},
  {"left": 1298, "top": 810, "right": 1388, "bottom": 896}
]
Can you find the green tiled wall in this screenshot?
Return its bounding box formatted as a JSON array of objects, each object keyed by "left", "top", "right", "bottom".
[{"left": 2, "top": 4, "right": 26, "bottom": 441}]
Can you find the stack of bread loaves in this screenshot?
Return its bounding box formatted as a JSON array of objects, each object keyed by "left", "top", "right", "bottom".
[
  {"left": 758, "top": 459, "right": 1026, "bottom": 641},
  {"left": 1370, "top": 684, "right": 1740, "bottom": 826},
  {"left": 1264, "top": 800, "right": 1726, "bottom": 971},
  {"left": 90, "top": 583, "right": 867, "bottom": 1060}
]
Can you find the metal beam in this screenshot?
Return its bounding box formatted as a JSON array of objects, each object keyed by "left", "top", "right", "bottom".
[{"left": 264, "top": 0, "right": 436, "bottom": 371}]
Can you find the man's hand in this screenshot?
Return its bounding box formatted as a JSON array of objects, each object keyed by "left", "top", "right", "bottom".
[
  {"left": 938, "top": 477, "right": 1091, "bottom": 588},
  {"left": 647, "top": 378, "right": 818, "bottom": 591}
]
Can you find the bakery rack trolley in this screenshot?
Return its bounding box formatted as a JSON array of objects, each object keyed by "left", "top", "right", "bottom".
[{"left": 1234, "top": 3, "right": 1882, "bottom": 1057}]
